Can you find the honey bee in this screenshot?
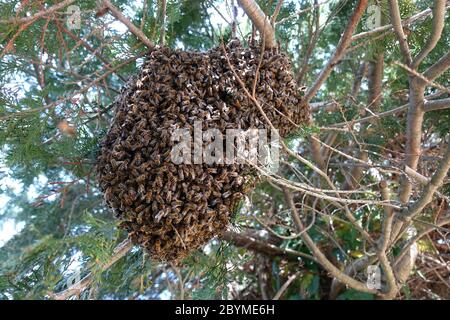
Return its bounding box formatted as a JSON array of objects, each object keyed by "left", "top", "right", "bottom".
[
  {"left": 137, "top": 184, "right": 146, "bottom": 197},
  {"left": 97, "top": 41, "right": 308, "bottom": 262},
  {"left": 144, "top": 192, "right": 153, "bottom": 203}
]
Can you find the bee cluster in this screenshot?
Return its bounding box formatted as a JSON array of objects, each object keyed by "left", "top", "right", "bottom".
[{"left": 97, "top": 40, "right": 309, "bottom": 262}]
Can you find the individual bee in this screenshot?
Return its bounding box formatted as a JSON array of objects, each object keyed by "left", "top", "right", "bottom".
[{"left": 137, "top": 184, "right": 146, "bottom": 197}]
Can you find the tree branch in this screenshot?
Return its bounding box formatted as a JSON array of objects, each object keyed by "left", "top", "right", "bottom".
[
  {"left": 351, "top": 5, "right": 450, "bottom": 42},
  {"left": 412, "top": 0, "right": 446, "bottom": 68},
  {"left": 102, "top": 0, "right": 154, "bottom": 49},
  {"left": 377, "top": 181, "right": 397, "bottom": 300},
  {"left": 304, "top": 0, "right": 368, "bottom": 102},
  {"left": 424, "top": 97, "right": 450, "bottom": 112},
  {"left": 283, "top": 188, "right": 377, "bottom": 294},
  {"left": 400, "top": 144, "right": 450, "bottom": 222},
  {"left": 158, "top": 0, "right": 167, "bottom": 45},
  {"left": 270, "top": 0, "right": 284, "bottom": 25},
  {"left": 0, "top": 0, "right": 77, "bottom": 25},
  {"left": 423, "top": 51, "right": 450, "bottom": 82},
  {"left": 394, "top": 217, "right": 450, "bottom": 265},
  {"left": 52, "top": 239, "right": 133, "bottom": 300},
  {"left": 221, "top": 230, "right": 315, "bottom": 262},
  {"left": 237, "top": 0, "right": 276, "bottom": 47},
  {"left": 273, "top": 271, "right": 301, "bottom": 300},
  {"left": 389, "top": 0, "right": 412, "bottom": 65}
]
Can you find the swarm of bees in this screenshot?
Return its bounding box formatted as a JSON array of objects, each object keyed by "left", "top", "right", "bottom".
[{"left": 97, "top": 40, "right": 309, "bottom": 262}]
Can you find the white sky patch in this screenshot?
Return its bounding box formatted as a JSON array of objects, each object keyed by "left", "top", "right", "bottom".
[
  {"left": 368, "top": 167, "right": 382, "bottom": 182},
  {"left": 108, "top": 20, "right": 129, "bottom": 35},
  {"left": 0, "top": 161, "right": 24, "bottom": 215},
  {"left": 26, "top": 174, "right": 49, "bottom": 201},
  {"left": 208, "top": 1, "right": 248, "bottom": 37},
  {"left": 64, "top": 251, "right": 83, "bottom": 274},
  {"left": 0, "top": 166, "right": 47, "bottom": 247},
  {"left": 0, "top": 219, "right": 25, "bottom": 247}
]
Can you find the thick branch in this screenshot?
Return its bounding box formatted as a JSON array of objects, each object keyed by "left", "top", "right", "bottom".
[
  {"left": 389, "top": 0, "right": 412, "bottom": 65},
  {"left": 367, "top": 52, "right": 384, "bottom": 112},
  {"left": 103, "top": 0, "right": 154, "bottom": 49},
  {"left": 221, "top": 230, "right": 315, "bottom": 262},
  {"left": 238, "top": 0, "right": 276, "bottom": 47},
  {"left": 377, "top": 181, "right": 397, "bottom": 300},
  {"left": 424, "top": 98, "right": 450, "bottom": 112},
  {"left": 393, "top": 242, "right": 418, "bottom": 286},
  {"left": 398, "top": 78, "right": 426, "bottom": 204},
  {"left": 423, "top": 51, "right": 450, "bottom": 82},
  {"left": 400, "top": 144, "right": 450, "bottom": 222},
  {"left": 158, "top": 0, "right": 167, "bottom": 45},
  {"left": 304, "top": 0, "right": 368, "bottom": 102},
  {"left": 412, "top": 0, "right": 446, "bottom": 68}
]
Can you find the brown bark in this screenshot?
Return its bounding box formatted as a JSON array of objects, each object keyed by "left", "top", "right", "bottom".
[
  {"left": 237, "top": 0, "right": 276, "bottom": 48},
  {"left": 221, "top": 230, "right": 314, "bottom": 262},
  {"left": 304, "top": 0, "right": 369, "bottom": 102}
]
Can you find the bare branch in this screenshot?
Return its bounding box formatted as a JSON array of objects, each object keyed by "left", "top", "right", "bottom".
[
  {"left": 270, "top": 0, "right": 284, "bottom": 25},
  {"left": 394, "top": 61, "right": 450, "bottom": 94},
  {"left": 103, "top": 0, "right": 154, "bottom": 49},
  {"left": 329, "top": 256, "right": 376, "bottom": 299},
  {"left": 424, "top": 98, "right": 450, "bottom": 112},
  {"left": 351, "top": 5, "right": 450, "bottom": 42},
  {"left": 389, "top": 0, "right": 412, "bottom": 65},
  {"left": 159, "top": 0, "right": 167, "bottom": 45},
  {"left": 367, "top": 53, "right": 384, "bottom": 112},
  {"left": 342, "top": 151, "right": 368, "bottom": 190},
  {"left": 423, "top": 51, "right": 450, "bottom": 82},
  {"left": 404, "top": 165, "right": 449, "bottom": 200},
  {"left": 304, "top": 0, "right": 368, "bottom": 102},
  {"left": 276, "top": 0, "right": 332, "bottom": 25},
  {"left": 412, "top": 0, "right": 447, "bottom": 68},
  {"left": 273, "top": 271, "right": 301, "bottom": 300},
  {"left": 393, "top": 242, "right": 418, "bottom": 286},
  {"left": 220, "top": 230, "right": 315, "bottom": 262},
  {"left": 400, "top": 144, "right": 450, "bottom": 222},
  {"left": 377, "top": 181, "right": 397, "bottom": 300},
  {"left": 395, "top": 217, "right": 450, "bottom": 265},
  {"left": 283, "top": 188, "right": 378, "bottom": 294},
  {"left": 237, "top": 0, "right": 276, "bottom": 47},
  {"left": 310, "top": 100, "right": 340, "bottom": 112},
  {"left": 331, "top": 90, "right": 448, "bottom": 128}
]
